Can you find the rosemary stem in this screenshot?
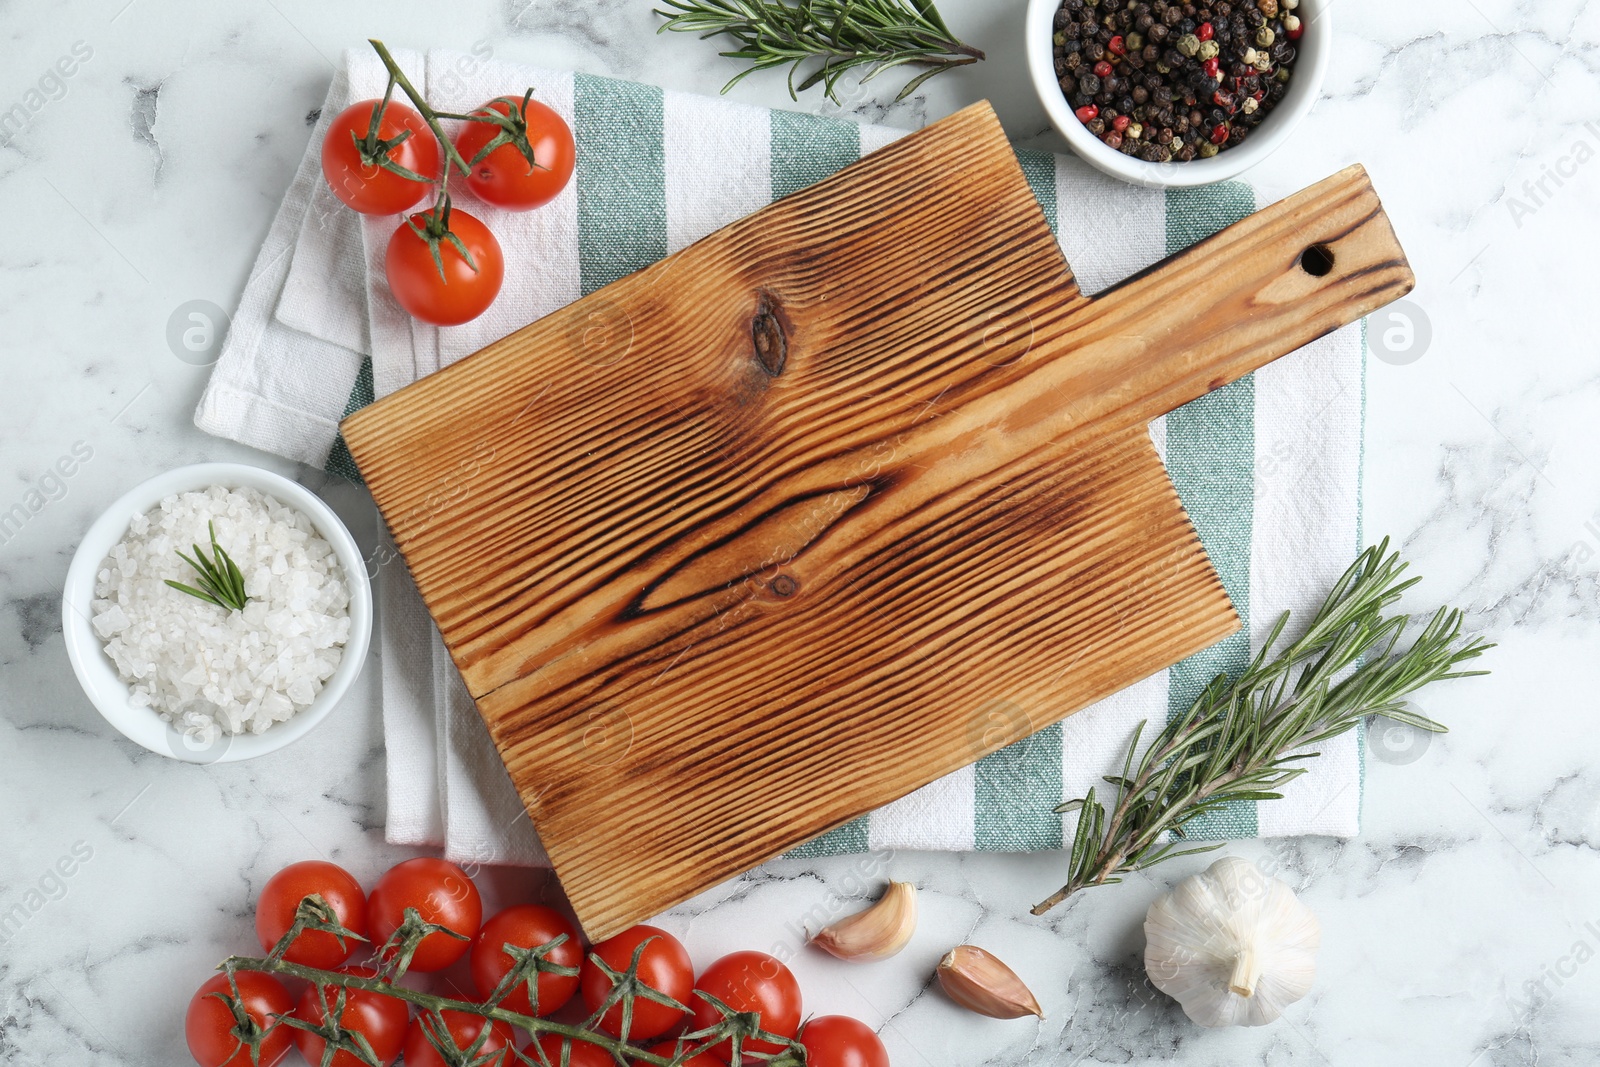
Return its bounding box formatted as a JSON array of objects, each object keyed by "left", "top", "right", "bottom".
[{"left": 1030, "top": 540, "right": 1491, "bottom": 917}]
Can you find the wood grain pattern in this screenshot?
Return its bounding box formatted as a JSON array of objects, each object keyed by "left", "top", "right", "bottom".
[{"left": 342, "top": 101, "right": 1414, "bottom": 939}]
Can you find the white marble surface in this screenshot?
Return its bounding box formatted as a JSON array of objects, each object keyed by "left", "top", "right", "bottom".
[{"left": 1, "top": 1, "right": 1597, "bottom": 1064}]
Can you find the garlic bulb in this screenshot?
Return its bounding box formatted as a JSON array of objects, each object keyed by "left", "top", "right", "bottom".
[
  {"left": 1144, "top": 856, "right": 1320, "bottom": 1028},
  {"left": 810, "top": 881, "right": 917, "bottom": 960}
]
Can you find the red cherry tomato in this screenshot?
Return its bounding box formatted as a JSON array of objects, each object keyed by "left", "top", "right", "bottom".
[
  {"left": 578, "top": 924, "right": 693, "bottom": 1040},
  {"left": 402, "top": 1009, "right": 515, "bottom": 1067},
  {"left": 366, "top": 857, "right": 483, "bottom": 973},
  {"left": 321, "top": 99, "right": 440, "bottom": 215},
  {"left": 254, "top": 860, "right": 368, "bottom": 968},
  {"left": 688, "top": 950, "right": 802, "bottom": 1060},
  {"left": 185, "top": 972, "right": 294, "bottom": 1067},
  {"left": 471, "top": 904, "right": 583, "bottom": 1016},
  {"left": 528, "top": 1033, "right": 616, "bottom": 1067},
  {"left": 384, "top": 210, "right": 504, "bottom": 326},
  {"left": 799, "top": 1016, "right": 890, "bottom": 1067},
  {"left": 454, "top": 96, "right": 575, "bottom": 211},
  {"left": 292, "top": 967, "right": 409, "bottom": 1067}
]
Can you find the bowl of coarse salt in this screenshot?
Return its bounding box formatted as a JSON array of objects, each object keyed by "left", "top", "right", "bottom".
[{"left": 62, "top": 463, "right": 372, "bottom": 763}]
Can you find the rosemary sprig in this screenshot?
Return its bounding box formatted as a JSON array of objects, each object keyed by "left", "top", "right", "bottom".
[
  {"left": 1032, "top": 539, "right": 1493, "bottom": 915},
  {"left": 654, "top": 0, "right": 985, "bottom": 102},
  {"left": 166, "top": 521, "right": 250, "bottom": 612}
]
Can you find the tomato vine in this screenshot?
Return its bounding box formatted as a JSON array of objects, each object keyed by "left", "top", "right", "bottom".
[{"left": 212, "top": 896, "right": 807, "bottom": 1067}]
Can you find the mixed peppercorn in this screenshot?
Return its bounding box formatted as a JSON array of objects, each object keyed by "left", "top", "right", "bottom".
[{"left": 1051, "top": 0, "right": 1304, "bottom": 162}]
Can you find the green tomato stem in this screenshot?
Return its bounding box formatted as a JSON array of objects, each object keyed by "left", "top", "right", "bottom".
[
  {"left": 225, "top": 955, "right": 680, "bottom": 1066},
  {"left": 367, "top": 38, "right": 472, "bottom": 177}
]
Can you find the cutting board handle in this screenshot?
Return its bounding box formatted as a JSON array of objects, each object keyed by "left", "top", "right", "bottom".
[{"left": 1020, "top": 164, "right": 1413, "bottom": 444}]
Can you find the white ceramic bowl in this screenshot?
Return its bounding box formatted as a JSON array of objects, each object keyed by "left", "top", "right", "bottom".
[
  {"left": 1026, "top": 0, "right": 1331, "bottom": 187},
  {"left": 62, "top": 463, "right": 372, "bottom": 763}
]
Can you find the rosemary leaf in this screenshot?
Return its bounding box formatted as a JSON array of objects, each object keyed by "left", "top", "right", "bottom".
[
  {"left": 1031, "top": 539, "right": 1492, "bottom": 916},
  {"left": 168, "top": 521, "right": 251, "bottom": 612},
  {"left": 655, "top": 0, "right": 985, "bottom": 103}
]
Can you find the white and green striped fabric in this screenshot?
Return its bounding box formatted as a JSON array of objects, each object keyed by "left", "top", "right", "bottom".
[{"left": 197, "top": 50, "right": 1368, "bottom": 866}]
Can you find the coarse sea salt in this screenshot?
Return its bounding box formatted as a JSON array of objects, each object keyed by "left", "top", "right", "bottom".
[{"left": 92, "top": 485, "right": 351, "bottom": 743}]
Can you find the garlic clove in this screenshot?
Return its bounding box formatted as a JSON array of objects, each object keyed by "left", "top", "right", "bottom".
[
  {"left": 935, "top": 945, "right": 1044, "bottom": 1020},
  {"left": 810, "top": 881, "right": 917, "bottom": 961},
  {"left": 1143, "top": 856, "right": 1321, "bottom": 1028}
]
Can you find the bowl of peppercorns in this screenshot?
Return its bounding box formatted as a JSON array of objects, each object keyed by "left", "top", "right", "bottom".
[{"left": 1027, "top": 0, "right": 1328, "bottom": 187}]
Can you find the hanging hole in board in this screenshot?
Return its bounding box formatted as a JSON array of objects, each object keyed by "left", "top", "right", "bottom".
[{"left": 1299, "top": 244, "right": 1336, "bottom": 277}]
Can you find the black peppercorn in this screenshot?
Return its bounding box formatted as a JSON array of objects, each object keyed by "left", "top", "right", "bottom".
[{"left": 1057, "top": 0, "right": 1298, "bottom": 162}]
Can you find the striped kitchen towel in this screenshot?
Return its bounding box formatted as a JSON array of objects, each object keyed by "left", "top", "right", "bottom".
[{"left": 195, "top": 48, "right": 1367, "bottom": 866}]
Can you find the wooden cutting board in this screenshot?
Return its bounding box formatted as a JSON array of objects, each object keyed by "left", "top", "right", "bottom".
[{"left": 342, "top": 101, "right": 1412, "bottom": 940}]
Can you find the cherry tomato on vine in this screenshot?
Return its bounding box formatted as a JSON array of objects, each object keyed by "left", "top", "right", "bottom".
[
  {"left": 402, "top": 1009, "right": 515, "bottom": 1067},
  {"left": 292, "top": 967, "right": 409, "bottom": 1067},
  {"left": 799, "top": 1015, "right": 891, "bottom": 1067},
  {"left": 578, "top": 924, "right": 693, "bottom": 1040},
  {"left": 454, "top": 96, "right": 575, "bottom": 211},
  {"left": 384, "top": 209, "right": 504, "bottom": 327},
  {"left": 687, "top": 950, "right": 802, "bottom": 1060},
  {"left": 185, "top": 972, "right": 294, "bottom": 1067},
  {"left": 528, "top": 1034, "right": 615, "bottom": 1067},
  {"left": 255, "top": 859, "right": 368, "bottom": 968},
  {"left": 646, "top": 1040, "right": 725, "bottom": 1066},
  {"left": 367, "top": 857, "right": 483, "bottom": 971},
  {"left": 321, "top": 99, "right": 440, "bottom": 215},
  {"left": 470, "top": 904, "right": 583, "bottom": 1016}
]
